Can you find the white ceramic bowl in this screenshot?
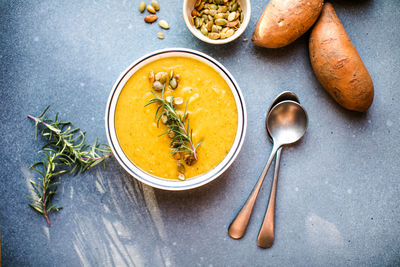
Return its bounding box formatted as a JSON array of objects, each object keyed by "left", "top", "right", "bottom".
[
  {"left": 183, "top": 0, "right": 251, "bottom": 44},
  {"left": 105, "top": 48, "right": 247, "bottom": 190}
]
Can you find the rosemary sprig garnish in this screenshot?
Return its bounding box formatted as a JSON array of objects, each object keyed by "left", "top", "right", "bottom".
[
  {"left": 145, "top": 87, "right": 202, "bottom": 166},
  {"left": 26, "top": 106, "right": 112, "bottom": 226}
]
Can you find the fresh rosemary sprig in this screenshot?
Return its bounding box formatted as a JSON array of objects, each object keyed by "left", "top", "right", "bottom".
[
  {"left": 145, "top": 87, "right": 202, "bottom": 166},
  {"left": 26, "top": 106, "right": 112, "bottom": 226}
]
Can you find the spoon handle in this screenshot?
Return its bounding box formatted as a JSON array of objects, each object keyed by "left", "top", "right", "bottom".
[
  {"left": 257, "top": 147, "right": 282, "bottom": 248},
  {"left": 228, "top": 144, "right": 279, "bottom": 239}
]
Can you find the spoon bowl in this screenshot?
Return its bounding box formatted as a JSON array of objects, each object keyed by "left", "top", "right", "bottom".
[
  {"left": 267, "top": 91, "right": 300, "bottom": 141},
  {"left": 267, "top": 100, "right": 308, "bottom": 146}
]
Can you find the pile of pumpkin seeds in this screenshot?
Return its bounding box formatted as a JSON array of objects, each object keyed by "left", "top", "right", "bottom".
[
  {"left": 139, "top": 0, "right": 170, "bottom": 39},
  {"left": 149, "top": 70, "right": 180, "bottom": 91},
  {"left": 192, "top": 0, "right": 243, "bottom": 40}
]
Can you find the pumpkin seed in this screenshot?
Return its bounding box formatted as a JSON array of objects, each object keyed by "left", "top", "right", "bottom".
[
  {"left": 139, "top": 1, "right": 146, "bottom": 13},
  {"left": 149, "top": 70, "right": 155, "bottom": 83},
  {"left": 144, "top": 15, "right": 158, "bottom": 23},
  {"left": 161, "top": 115, "right": 168, "bottom": 124},
  {"left": 231, "top": 3, "right": 238, "bottom": 11},
  {"left": 184, "top": 152, "right": 196, "bottom": 165},
  {"left": 177, "top": 162, "right": 185, "bottom": 173},
  {"left": 147, "top": 5, "right": 156, "bottom": 14},
  {"left": 170, "top": 70, "right": 174, "bottom": 79},
  {"left": 168, "top": 131, "right": 175, "bottom": 138},
  {"left": 155, "top": 72, "right": 168, "bottom": 83},
  {"left": 201, "top": 25, "right": 208, "bottom": 36},
  {"left": 215, "top": 13, "right": 225, "bottom": 19},
  {"left": 212, "top": 25, "right": 220, "bottom": 32},
  {"left": 159, "top": 20, "right": 170, "bottom": 29},
  {"left": 215, "top": 18, "right": 227, "bottom": 26},
  {"left": 196, "top": 2, "right": 204, "bottom": 11},
  {"left": 152, "top": 81, "right": 163, "bottom": 91},
  {"left": 208, "top": 32, "right": 220, "bottom": 39},
  {"left": 151, "top": 0, "right": 160, "bottom": 11},
  {"left": 170, "top": 77, "right": 177, "bottom": 89},
  {"left": 157, "top": 32, "right": 164, "bottom": 39},
  {"left": 206, "top": 20, "right": 213, "bottom": 31},
  {"left": 227, "top": 19, "right": 239, "bottom": 28},
  {"left": 228, "top": 12, "right": 236, "bottom": 21},
  {"left": 218, "top": 6, "right": 228, "bottom": 13},
  {"left": 173, "top": 97, "right": 183, "bottom": 105},
  {"left": 178, "top": 173, "right": 185, "bottom": 181},
  {"left": 194, "top": 17, "right": 201, "bottom": 28},
  {"left": 165, "top": 96, "right": 173, "bottom": 104},
  {"left": 226, "top": 28, "right": 235, "bottom": 37}
]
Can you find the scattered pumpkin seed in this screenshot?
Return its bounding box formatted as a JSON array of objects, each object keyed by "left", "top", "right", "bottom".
[
  {"left": 139, "top": 1, "right": 146, "bottom": 13},
  {"left": 177, "top": 162, "right": 185, "bottom": 173},
  {"left": 157, "top": 32, "right": 164, "bottom": 39},
  {"left": 152, "top": 81, "right": 163, "bottom": 91},
  {"left": 147, "top": 5, "right": 156, "bottom": 14},
  {"left": 173, "top": 97, "right": 183, "bottom": 105},
  {"left": 165, "top": 96, "right": 173, "bottom": 104},
  {"left": 155, "top": 71, "right": 168, "bottom": 83},
  {"left": 144, "top": 14, "right": 158, "bottom": 23},
  {"left": 178, "top": 173, "right": 185, "bottom": 181},
  {"left": 159, "top": 20, "right": 170, "bottom": 29},
  {"left": 151, "top": 0, "right": 160, "bottom": 11},
  {"left": 161, "top": 115, "right": 168, "bottom": 124},
  {"left": 168, "top": 131, "right": 175, "bottom": 138},
  {"left": 149, "top": 70, "right": 155, "bottom": 83},
  {"left": 170, "top": 77, "right": 178, "bottom": 89}
]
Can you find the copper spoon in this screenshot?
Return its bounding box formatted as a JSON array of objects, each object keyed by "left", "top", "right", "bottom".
[
  {"left": 228, "top": 100, "right": 308, "bottom": 241},
  {"left": 257, "top": 92, "right": 300, "bottom": 248}
]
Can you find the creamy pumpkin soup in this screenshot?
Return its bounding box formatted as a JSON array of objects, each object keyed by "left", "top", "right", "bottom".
[{"left": 115, "top": 56, "right": 238, "bottom": 180}]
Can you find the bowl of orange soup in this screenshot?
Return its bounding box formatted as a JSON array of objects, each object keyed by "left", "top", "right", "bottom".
[{"left": 105, "top": 48, "right": 246, "bottom": 190}]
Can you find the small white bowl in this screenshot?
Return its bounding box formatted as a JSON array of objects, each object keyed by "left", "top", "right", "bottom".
[
  {"left": 105, "top": 48, "right": 247, "bottom": 190},
  {"left": 183, "top": 0, "right": 251, "bottom": 44}
]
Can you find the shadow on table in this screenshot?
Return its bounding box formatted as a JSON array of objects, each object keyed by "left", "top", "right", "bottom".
[{"left": 66, "top": 156, "right": 234, "bottom": 266}]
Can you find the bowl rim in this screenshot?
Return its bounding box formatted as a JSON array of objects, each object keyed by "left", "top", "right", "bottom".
[
  {"left": 105, "top": 48, "right": 247, "bottom": 190},
  {"left": 182, "top": 0, "right": 251, "bottom": 45}
]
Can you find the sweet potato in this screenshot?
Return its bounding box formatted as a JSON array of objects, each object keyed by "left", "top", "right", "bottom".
[
  {"left": 252, "top": 0, "right": 324, "bottom": 48},
  {"left": 309, "top": 2, "right": 374, "bottom": 112}
]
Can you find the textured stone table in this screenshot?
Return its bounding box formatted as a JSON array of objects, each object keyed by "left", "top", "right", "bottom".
[{"left": 1, "top": 1, "right": 399, "bottom": 266}]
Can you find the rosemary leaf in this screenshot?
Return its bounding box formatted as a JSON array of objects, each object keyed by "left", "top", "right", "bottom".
[{"left": 26, "top": 106, "right": 112, "bottom": 227}]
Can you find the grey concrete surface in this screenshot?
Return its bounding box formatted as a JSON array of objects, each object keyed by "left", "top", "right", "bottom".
[{"left": 0, "top": 0, "right": 399, "bottom": 266}]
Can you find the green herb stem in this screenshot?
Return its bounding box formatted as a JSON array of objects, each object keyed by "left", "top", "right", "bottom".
[{"left": 26, "top": 107, "right": 112, "bottom": 226}]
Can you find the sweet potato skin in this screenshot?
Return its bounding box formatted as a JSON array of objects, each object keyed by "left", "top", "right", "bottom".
[
  {"left": 252, "top": 0, "right": 324, "bottom": 48},
  {"left": 309, "top": 2, "right": 374, "bottom": 112}
]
